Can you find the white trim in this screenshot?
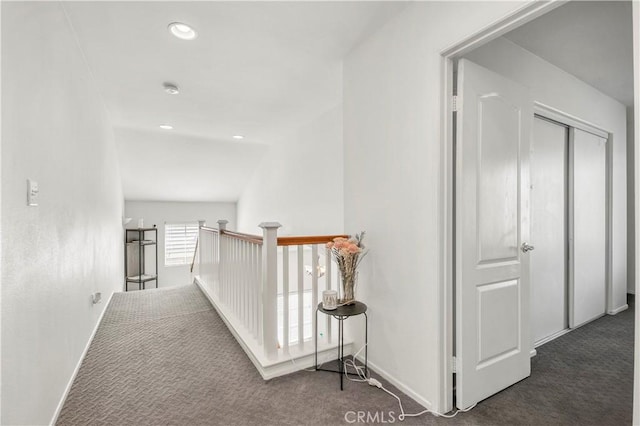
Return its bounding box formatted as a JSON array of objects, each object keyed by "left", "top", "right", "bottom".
[
  {"left": 440, "top": 1, "right": 567, "bottom": 59},
  {"left": 530, "top": 349, "right": 537, "bottom": 358},
  {"left": 632, "top": 2, "right": 639, "bottom": 424},
  {"left": 534, "top": 102, "right": 610, "bottom": 139},
  {"left": 194, "top": 276, "right": 349, "bottom": 380},
  {"left": 49, "top": 291, "right": 115, "bottom": 426},
  {"left": 438, "top": 0, "right": 567, "bottom": 414},
  {"left": 534, "top": 328, "right": 571, "bottom": 348},
  {"left": 437, "top": 52, "right": 455, "bottom": 415},
  {"left": 608, "top": 304, "right": 629, "bottom": 315}
]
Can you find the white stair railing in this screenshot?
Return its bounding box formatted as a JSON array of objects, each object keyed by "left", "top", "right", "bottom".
[{"left": 197, "top": 219, "right": 347, "bottom": 368}]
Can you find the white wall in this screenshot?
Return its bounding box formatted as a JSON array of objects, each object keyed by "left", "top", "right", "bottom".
[
  {"left": 237, "top": 105, "right": 343, "bottom": 236},
  {"left": 343, "top": 0, "right": 529, "bottom": 412},
  {"left": 465, "top": 36, "right": 628, "bottom": 311},
  {"left": 632, "top": 2, "right": 639, "bottom": 423},
  {"left": 1, "top": 3, "right": 124, "bottom": 424},
  {"left": 125, "top": 201, "right": 236, "bottom": 288},
  {"left": 628, "top": 106, "right": 635, "bottom": 294},
  {"left": 0, "top": 2, "right": 4, "bottom": 420}
]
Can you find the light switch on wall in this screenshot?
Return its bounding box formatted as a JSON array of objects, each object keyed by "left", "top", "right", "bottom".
[{"left": 27, "top": 179, "right": 39, "bottom": 206}]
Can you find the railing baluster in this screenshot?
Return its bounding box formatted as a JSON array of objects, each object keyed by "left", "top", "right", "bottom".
[
  {"left": 297, "top": 245, "right": 304, "bottom": 347},
  {"left": 283, "top": 246, "right": 290, "bottom": 352},
  {"left": 235, "top": 239, "right": 240, "bottom": 318},
  {"left": 257, "top": 244, "right": 263, "bottom": 344},
  {"left": 240, "top": 241, "right": 249, "bottom": 325},
  {"left": 253, "top": 243, "right": 259, "bottom": 338},
  {"left": 247, "top": 243, "right": 253, "bottom": 337},
  {"left": 325, "top": 245, "right": 332, "bottom": 343},
  {"left": 311, "top": 245, "right": 318, "bottom": 345},
  {"left": 233, "top": 239, "right": 238, "bottom": 316}
]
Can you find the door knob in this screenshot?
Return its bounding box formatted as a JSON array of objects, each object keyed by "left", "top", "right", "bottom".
[{"left": 521, "top": 242, "right": 535, "bottom": 253}]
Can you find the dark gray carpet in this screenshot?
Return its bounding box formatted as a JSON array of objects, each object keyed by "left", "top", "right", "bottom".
[
  {"left": 462, "top": 296, "right": 634, "bottom": 426},
  {"left": 57, "top": 286, "right": 633, "bottom": 425}
]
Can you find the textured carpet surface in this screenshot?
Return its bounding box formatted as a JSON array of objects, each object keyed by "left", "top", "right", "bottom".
[{"left": 57, "top": 286, "right": 633, "bottom": 425}]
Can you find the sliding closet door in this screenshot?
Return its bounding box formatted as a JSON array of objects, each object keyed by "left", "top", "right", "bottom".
[
  {"left": 531, "top": 117, "right": 568, "bottom": 344},
  {"left": 571, "top": 128, "right": 607, "bottom": 327}
]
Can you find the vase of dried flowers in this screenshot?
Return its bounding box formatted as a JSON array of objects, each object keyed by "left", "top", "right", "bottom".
[{"left": 326, "top": 232, "right": 367, "bottom": 305}]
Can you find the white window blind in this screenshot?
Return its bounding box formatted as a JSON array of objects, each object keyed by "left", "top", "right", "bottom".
[{"left": 165, "top": 222, "right": 199, "bottom": 266}]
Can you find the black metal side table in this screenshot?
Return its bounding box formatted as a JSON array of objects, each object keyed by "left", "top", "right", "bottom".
[{"left": 315, "top": 301, "right": 368, "bottom": 390}]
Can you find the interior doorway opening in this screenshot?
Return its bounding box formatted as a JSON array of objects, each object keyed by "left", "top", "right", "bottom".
[{"left": 439, "top": 0, "right": 636, "bottom": 415}]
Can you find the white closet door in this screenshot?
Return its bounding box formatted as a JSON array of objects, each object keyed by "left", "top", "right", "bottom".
[
  {"left": 531, "top": 117, "right": 568, "bottom": 344},
  {"left": 571, "top": 128, "right": 607, "bottom": 327}
]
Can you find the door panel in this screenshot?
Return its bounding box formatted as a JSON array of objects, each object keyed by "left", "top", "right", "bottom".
[
  {"left": 571, "top": 128, "right": 607, "bottom": 327},
  {"left": 478, "top": 96, "right": 520, "bottom": 263},
  {"left": 456, "top": 59, "right": 532, "bottom": 409},
  {"left": 477, "top": 279, "right": 520, "bottom": 366},
  {"left": 531, "top": 117, "right": 568, "bottom": 344}
]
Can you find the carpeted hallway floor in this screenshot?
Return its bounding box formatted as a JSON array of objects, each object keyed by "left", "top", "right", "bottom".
[{"left": 57, "top": 285, "right": 633, "bottom": 425}]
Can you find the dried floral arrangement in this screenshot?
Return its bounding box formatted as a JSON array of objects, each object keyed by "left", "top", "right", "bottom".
[{"left": 326, "top": 232, "right": 368, "bottom": 304}]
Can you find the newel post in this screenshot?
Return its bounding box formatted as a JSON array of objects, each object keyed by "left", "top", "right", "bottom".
[
  {"left": 217, "top": 220, "right": 229, "bottom": 301},
  {"left": 260, "top": 222, "right": 281, "bottom": 358}
]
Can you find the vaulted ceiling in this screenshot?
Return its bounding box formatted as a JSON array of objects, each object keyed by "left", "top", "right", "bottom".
[
  {"left": 63, "top": 2, "right": 407, "bottom": 201},
  {"left": 64, "top": 1, "right": 633, "bottom": 203}
]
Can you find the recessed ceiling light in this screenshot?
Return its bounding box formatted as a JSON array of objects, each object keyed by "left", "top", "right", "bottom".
[
  {"left": 160, "top": 124, "right": 173, "bottom": 130},
  {"left": 168, "top": 22, "right": 197, "bottom": 40},
  {"left": 163, "top": 83, "right": 179, "bottom": 95},
  {"left": 233, "top": 135, "right": 244, "bottom": 140}
]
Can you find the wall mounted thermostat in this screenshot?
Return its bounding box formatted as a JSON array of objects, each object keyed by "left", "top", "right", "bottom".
[{"left": 27, "top": 179, "right": 39, "bottom": 206}]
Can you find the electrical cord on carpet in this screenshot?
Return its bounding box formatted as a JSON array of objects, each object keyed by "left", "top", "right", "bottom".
[{"left": 343, "top": 344, "right": 477, "bottom": 421}]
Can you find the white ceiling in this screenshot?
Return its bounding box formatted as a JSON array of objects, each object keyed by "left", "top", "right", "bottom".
[
  {"left": 63, "top": 1, "right": 407, "bottom": 201},
  {"left": 504, "top": 0, "right": 634, "bottom": 107},
  {"left": 114, "top": 127, "right": 267, "bottom": 202}
]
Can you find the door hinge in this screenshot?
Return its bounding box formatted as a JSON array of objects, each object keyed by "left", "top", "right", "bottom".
[
  {"left": 452, "top": 356, "right": 458, "bottom": 373},
  {"left": 452, "top": 95, "right": 459, "bottom": 112}
]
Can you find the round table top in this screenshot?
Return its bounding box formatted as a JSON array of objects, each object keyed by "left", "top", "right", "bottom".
[{"left": 317, "top": 301, "right": 367, "bottom": 317}]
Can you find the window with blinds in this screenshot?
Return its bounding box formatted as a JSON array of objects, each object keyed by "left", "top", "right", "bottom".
[{"left": 165, "top": 222, "right": 199, "bottom": 266}]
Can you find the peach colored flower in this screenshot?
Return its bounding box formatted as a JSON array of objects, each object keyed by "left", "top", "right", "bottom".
[
  {"left": 347, "top": 244, "right": 361, "bottom": 254},
  {"left": 326, "top": 242, "right": 334, "bottom": 249},
  {"left": 334, "top": 240, "right": 348, "bottom": 249}
]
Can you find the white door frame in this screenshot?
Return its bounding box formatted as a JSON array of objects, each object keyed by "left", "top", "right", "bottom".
[
  {"left": 632, "top": 1, "right": 639, "bottom": 422},
  {"left": 438, "top": 0, "right": 573, "bottom": 414},
  {"left": 440, "top": 0, "right": 640, "bottom": 416}
]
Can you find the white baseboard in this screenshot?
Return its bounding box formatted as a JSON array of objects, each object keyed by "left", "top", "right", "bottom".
[
  {"left": 354, "top": 354, "right": 432, "bottom": 411},
  {"left": 535, "top": 328, "right": 572, "bottom": 348},
  {"left": 49, "top": 291, "right": 115, "bottom": 426},
  {"left": 194, "top": 276, "right": 349, "bottom": 380},
  {"left": 608, "top": 304, "right": 629, "bottom": 315},
  {"left": 530, "top": 348, "right": 537, "bottom": 357}
]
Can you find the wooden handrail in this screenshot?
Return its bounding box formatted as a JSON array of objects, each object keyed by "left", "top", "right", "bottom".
[
  {"left": 277, "top": 234, "right": 349, "bottom": 246},
  {"left": 190, "top": 236, "right": 199, "bottom": 273},
  {"left": 220, "top": 229, "right": 263, "bottom": 245},
  {"left": 204, "top": 225, "right": 348, "bottom": 247},
  {"left": 200, "top": 226, "right": 219, "bottom": 233}
]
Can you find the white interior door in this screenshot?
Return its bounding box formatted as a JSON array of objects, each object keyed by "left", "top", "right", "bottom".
[
  {"left": 455, "top": 59, "right": 532, "bottom": 409},
  {"left": 570, "top": 128, "right": 607, "bottom": 327},
  {"left": 531, "top": 117, "right": 568, "bottom": 345}
]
